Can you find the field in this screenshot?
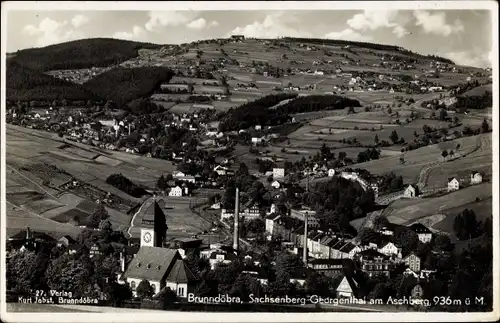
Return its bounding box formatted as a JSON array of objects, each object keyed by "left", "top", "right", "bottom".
[
  {"left": 425, "top": 135, "right": 492, "bottom": 188},
  {"left": 6, "top": 124, "right": 179, "bottom": 237},
  {"left": 383, "top": 183, "right": 492, "bottom": 225},
  {"left": 341, "top": 133, "right": 489, "bottom": 184},
  {"left": 432, "top": 197, "right": 492, "bottom": 238}
]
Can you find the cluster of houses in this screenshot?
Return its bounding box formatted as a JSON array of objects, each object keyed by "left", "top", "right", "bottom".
[
  {"left": 45, "top": 66, "right": 114, "bottom": 84},
  {"left": 265, "top": 211, "right": 435, "bottom": 280}
]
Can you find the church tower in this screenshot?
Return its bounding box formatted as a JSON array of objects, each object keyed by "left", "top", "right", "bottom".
[{"left": 140, "top": 199, "right": 168, "bottom": 248}]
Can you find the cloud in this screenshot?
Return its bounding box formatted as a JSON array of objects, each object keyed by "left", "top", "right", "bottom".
[
  {"left": 113, "top": 26, "right": 145, "bottom": 41},
  {"left": 145, "top": 11, "right": 197, "bottom": 32},
  {"left": 71, "top": 14, "right": 89, "bottom": 28},
  {"left": 413, "top": 11, "right": 464, "bottom": 36},
  {"left": 392, "top": 25, "right": 410, "bottom": 38},
  {"left": 324, "top": 28, "right": 372, "bottom": 42},
  {"left": 229, "top": 12, "right": 311, "bottom": 39},
  {"left": 444, "top": 51, "right": 492, "bottom": 68},
  {"left": 187, "top": 18, "right": 207, "bottom": 30},
  {"left": 23, "top": 17, "right": 84, "bottom": 47},
  {"left": 345, "top": 10, "right": 410, "bottom": 39},
  {"left": 186, "top": 18, "right": 219, "bottom": 30}
]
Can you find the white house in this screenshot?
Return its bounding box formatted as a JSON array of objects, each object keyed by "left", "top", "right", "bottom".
[
  {"left": 404, "top": 184, "right": 419, "bottom": 198},
  {"left": 265, "top": 214, "right": 281, "bottom": 238},
  {"left": 335, "top": 275, "right": 359, "bottom": 299},
  {"left": 255, "top": 125, "right": 262, "bottom": 131},
  {"left": 210, "top": 202, "right": 221, "bottom": 210},
  {"left": 328, "top": 169, "right": 336, "bottom": 177},
  {"left": 214, "top": 165, "right": 228, "bottom": 176},
  {"left": 377, "top": 241, "right": 401, "bottom": 258},
  {"left": 403, "top": 252, "right": 421, "bottom": 273},
  {"left": 271, "top": 180, "right": 281, "bottom": 189},
  {"left": 409, "top": 223, "right": 433, "bottom": 244},
  {"left": 470, "top": 172, "right": 483, "bottom": 185},
  {"left": 273, "top": 168, "right": 285, "bottom": 179},
  {"left": 168, "top": 186, "right": 183, "bottom": 197},
  {"left": 447, "top": 177, "right": 460, "bottom": 192}
]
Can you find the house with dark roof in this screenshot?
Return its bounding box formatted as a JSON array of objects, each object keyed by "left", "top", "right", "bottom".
[
  {"left": 122, "top": 247, "right": 197, "bottom": 298},
  {"left": 171, "top": 238, "right": 203, "bottom": 258},
  {"left": 7, "top": 228, "right": 56, "bottom": 252},
  {"left": 356, "top": 249, "right": 392, "bottom": 277},
  {"left": 408, "top": 223, "right": 432, "bottom": 243},
  {"left": 57, "top": 235, "right": 76, "bottom": 248},
  {"left": 307, "top": 258, "right": 354, "bottom": 277},
  {"left": 332, "top": 273, "right": 360, "bottom": 299}
]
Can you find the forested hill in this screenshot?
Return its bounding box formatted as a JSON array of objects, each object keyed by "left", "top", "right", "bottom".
[
  {"left": 8, "top": 38, "right": 163, "bottom": 71},
  {"left": 6, "top": 60, "right": 100, "bottom": 101}
]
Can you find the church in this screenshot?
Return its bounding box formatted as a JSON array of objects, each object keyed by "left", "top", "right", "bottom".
[{"left": 121, "top": 198, "right": 197, "bottom": 298}]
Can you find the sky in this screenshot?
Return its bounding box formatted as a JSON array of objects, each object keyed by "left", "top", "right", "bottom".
[{"left": 4, "top": 6, "right": 494, "bottom": 68}]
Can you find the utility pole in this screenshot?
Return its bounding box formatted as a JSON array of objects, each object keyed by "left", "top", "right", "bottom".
[
  {"left": 303, "top": 212, "right": 308, "bottom": 267},
  {"left": 233, "top": 188, "right": 240, "bottom": 253}
]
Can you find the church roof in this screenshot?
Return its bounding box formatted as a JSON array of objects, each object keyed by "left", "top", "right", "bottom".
[
  {"left": 142, "top": 199, "right": 168, "bottom": 230},
  {"left": 123, "top": 247, "right": 179, "bottom": 282},
  {"left": 165, "top": 259, "right": 196, "bottom": 283}
]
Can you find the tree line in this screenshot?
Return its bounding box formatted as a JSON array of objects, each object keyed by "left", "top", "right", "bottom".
[{"left": 219, "top": 94, "right": 361, "bottom": 132}]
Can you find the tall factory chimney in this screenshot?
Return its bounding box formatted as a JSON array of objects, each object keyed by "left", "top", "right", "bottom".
[
  {"left": 233, "top": 188, "right": 240, "bottom": 253},
  {"left": 303, "top": 212, "right": 308, "bottom": 266}
]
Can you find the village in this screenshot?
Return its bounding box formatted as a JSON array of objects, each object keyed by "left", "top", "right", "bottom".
[{"left": 5, "top": 34, "right": 493, "bottom": 313}]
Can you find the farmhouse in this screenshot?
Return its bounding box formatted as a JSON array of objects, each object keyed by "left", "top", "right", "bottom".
[
  {"left": 271, "top": 180, "right": 281, "bottom": 189},
  {"left": 356, "top": 249, "right": 392, "bottom": 277},
  {"left": 470, "top": 172, "right": 483, "bottom": 185},
  {"left": 408, "top": 223, "right": 432, "bottom": 244},
  {"left": 122, "top": 247, "right": 197, "bottom": 298},
  {"left": 57, "top": 235, "right": 76, "bottom": 248},
  {"left": 328, "top": 169, "right": 336, "bottom": 177},
  {"left": 168, "top": 186, "right": 183, "bottom": 197},
  {"left": 447, "top": 177, "right": 460, "bottom": 192},
  {"left": 334, "top": 274, "right": 360, "bottom": 299},
  {"left": 403, "top": 252, "right": 421, "bottom": 273},
  {"left": 377, "top": 241, "right": 401, "bottom": 258},
  {"left": 404, "top": 184, "right": 420, "bottom": 198},
  {"left": 273, "top": 168, "right": 285, "bottom": 179}
]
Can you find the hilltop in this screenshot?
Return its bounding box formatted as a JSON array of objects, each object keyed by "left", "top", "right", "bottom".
[
  {"left": 8, "top": 37, "right": 163, "bottom": 71},
  {"left": 6, "top": 37, "right": 492, "bottom": 108}
]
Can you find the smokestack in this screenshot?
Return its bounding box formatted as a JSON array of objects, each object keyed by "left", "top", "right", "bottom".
[
  {"left": 303, "top": 212, "right": 308, "bottom": 266},
  {"left": 233, "top": 188, "right": 240, "bottom": 253},
  {"left": 120, "top": 251, "right": 126, "bottom": 272}
]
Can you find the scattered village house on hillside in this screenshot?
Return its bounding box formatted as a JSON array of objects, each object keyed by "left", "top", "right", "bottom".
[
  {"left": 403, "top": 252, "right": 421, "bottom": 273},
  {"left": 447, "top": 177, "right": 460, "bottom": 192},
  {"left": 470, "top": 171, "right": 483, "bottom": 185},
  {"left": 408, "top": 223, "right": 433, "bottom": 244},
  {"left": 122, "top": 247, "right": 197, "bottom": 298},
  {"left": 273, "top": 167, "right": 285, "bottom": 179},
  {"left": 404, "top": 184, "right": 420, "bottom": 198}
]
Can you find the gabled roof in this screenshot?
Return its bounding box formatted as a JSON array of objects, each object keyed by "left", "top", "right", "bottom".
[
  {"left": 408, "top": 223, "right": 432, "bottom": 234},
  {"left": 358, "top": 249, "right": 388, "bottom": 259},
  {"left": 339, "top": 242, "right": 358, "bottom": 253},
  {"left": 123, "top": 247, "right": 179, "bottom": 282},
  {"left": 165, "top": 259, "right": 196, "bottom": 283},
  {"left": 59, "top": 235, "right": 76, "bottom": 244}
]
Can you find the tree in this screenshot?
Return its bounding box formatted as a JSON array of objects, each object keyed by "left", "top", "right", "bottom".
[
  {"left": 7, "top": 250, "right": 50, "bottom": 293},
  {"left": 374, "top": 134, "right": 379, "bottom": 145},
  {"left": 389, "top": 130, "right": 399, "bottom": 144},
  {"left": 453, "top": 209, "right": 480, "bottom": 240},
  {"left": 88, "top": 204, "right": 109, "bottom": 229},
  {"left": 157, "top": 175, "right": 168, "bottom": 190},
  {"left": 481, "top": 119, "right": 490, "bottom": 133},
  {"left": 439, "top": 109, "right": 447, "bottom": 121},
  {"left": 45, "top": 254, "right": 97, "bottom": 298},
  {"left": 136, "top": 279, "right": 154, "bottom": 298},
  {"left": 456, "top": 143, "right": 461, "bottom": 151},
  {"left": 441, "top": 150, "right": 448, "bottom": 158}
]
